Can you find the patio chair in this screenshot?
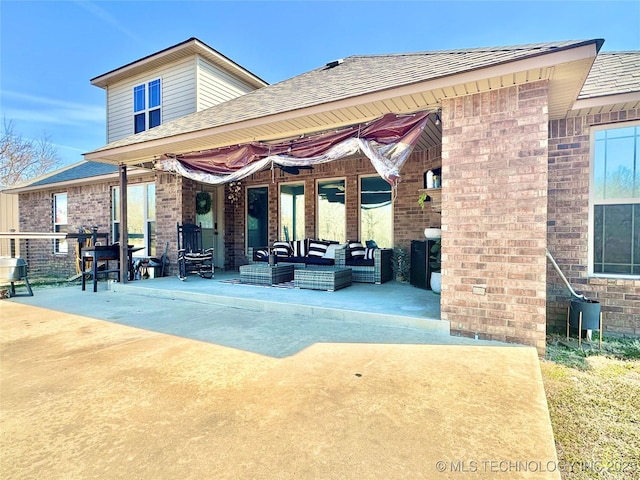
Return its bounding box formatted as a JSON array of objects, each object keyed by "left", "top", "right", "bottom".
[{"left": 176, "top": 222, "right": 214, "bottom": 281}]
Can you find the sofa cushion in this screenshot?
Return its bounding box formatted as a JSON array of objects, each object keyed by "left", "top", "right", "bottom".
[
  {"left": 346, "top": 257, "right": 375, "bottom": 267},
  {"left": 305, "top": 256, "right": 335, "bottom": 266},
  {"left": 308, "top": 240, "right": 330, "bottom": 257},
  {"left": 273, "top": 241, "right": 291, "bottom": 257}
]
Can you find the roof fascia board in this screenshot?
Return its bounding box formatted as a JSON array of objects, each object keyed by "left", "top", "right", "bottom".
[
  {"left": 85, "top": 43, "right": 599, "bottom": 163},
  {"left": 91, "top": 38, "right": 267, "bottom": 89},
  {"left": 572, "top": 91, "right": 640, "bottom": 110},
  {"left": 91, "top": 39, "right": 197, "bottom": 87}
]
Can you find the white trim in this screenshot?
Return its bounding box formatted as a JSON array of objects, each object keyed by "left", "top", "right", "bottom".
[{"left": 573, "top": 92, "right": 640, "bottom": 111}]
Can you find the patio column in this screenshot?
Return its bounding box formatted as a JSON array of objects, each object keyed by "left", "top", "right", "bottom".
[
  {"left": 119, "top": 164, "right": 128, "bottom": 283},
  {"left": 440, "top": 81, "right": 550, "bottom": 354}
]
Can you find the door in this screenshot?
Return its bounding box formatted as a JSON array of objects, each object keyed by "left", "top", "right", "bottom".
[{"left": 195, "top": 187, "right": 224, "bottom": 268}]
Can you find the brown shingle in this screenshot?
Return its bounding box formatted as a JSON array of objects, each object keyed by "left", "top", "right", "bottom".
[
  {"left": 579, "top": 52, "right": 640, "bottom": 99},
  {"left": 89, "top": 40, "right": 601, "bottom": 153}
]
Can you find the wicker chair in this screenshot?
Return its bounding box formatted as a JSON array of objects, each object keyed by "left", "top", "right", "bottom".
[{"left": 335, "top": 247, "right": 393, "bottom": 284}]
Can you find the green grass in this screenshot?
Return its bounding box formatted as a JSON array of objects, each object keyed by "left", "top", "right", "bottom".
[{"left": 542, "top": 334, "right": 640, "bottom": 479}]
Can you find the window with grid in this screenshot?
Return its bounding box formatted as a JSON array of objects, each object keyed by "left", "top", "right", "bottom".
[
  {"left": 591, "top": 123, "right": 640, "bottom": 276},
  {"left": 133, "top": 79, "right": 161, "bottom": 134},
  {"left": 112, "top": 183, "right": 156, "bottom": 256}
]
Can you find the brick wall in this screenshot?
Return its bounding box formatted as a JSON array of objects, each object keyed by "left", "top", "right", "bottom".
[
  {"left": 18, "top": 173, "right": 157, "bottom": 279},
  {"left": 441, "top": 81, "right": 550, "bottom": 353},
  {"left": 155, "top": 172, "right": 183, "bottom": 275},
  {"left": 547, "top": 109, "right": 640, "bottom": 336},
  {"left": 225, "top": 148, "right": 442, "bottom": 269}
]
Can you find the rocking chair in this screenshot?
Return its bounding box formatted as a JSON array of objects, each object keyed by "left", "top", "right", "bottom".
[{"left": 176, "top": 222, "right": 214, "bottom": 280}]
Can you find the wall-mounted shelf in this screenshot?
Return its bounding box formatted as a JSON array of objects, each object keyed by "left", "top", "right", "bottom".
[{"left": 419, "top": 188, "right": 442, "bottom": 213}]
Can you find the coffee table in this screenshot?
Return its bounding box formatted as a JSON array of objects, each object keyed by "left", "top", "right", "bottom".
[
  {"left": 294, "top": 267, "right": 352, "bottom": 291},
  {"left": 239, "top": 264, "right": 294, "bottom": 285}
]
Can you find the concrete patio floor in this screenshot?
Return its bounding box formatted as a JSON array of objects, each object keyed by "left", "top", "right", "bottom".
[{"left": 1, "top": 277, "right": 560, "bottom": 479}]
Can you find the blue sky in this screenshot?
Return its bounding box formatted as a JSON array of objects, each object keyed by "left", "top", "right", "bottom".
[{"left": 1, "top": 1, "right": 639, "bottom": 169}]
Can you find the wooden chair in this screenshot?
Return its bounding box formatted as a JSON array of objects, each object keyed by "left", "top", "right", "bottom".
[{"left": 176, "top": 223, "right": 214, "bottom": 280}]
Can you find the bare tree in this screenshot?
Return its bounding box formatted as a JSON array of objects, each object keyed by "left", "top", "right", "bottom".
[{"left": 0, "top": 118, "right": 60, "bottom": 187}]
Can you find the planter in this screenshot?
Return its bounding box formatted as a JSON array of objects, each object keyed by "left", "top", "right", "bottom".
[
  {"left": 430, "top": 272, "right": 441, "bottom": 294},
  {"left": 569, "top": 298, "right": 601, "bottom": 330},
  {"left": 424, "top": 228, "right": 441, "bottom": 240}
]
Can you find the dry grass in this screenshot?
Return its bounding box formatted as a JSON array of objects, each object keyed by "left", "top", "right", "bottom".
[{"left": 541, "top": 335, "right": 640, "bottom": 479}]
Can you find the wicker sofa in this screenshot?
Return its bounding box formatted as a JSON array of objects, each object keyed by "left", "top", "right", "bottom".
[
  {"left": 248, "top": 239, "right": 338, "bottom": 268},
  {"left": 248, "top": 239, "right": 393, "bottom": 285}
]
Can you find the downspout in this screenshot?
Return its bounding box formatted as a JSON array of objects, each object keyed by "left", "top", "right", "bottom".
[{"left": 545, "top": 249, "right": 588, "bottom": 301}]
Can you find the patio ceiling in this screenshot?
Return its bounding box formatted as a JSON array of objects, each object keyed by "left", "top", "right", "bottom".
[{"left": 85, "top": 41, "right": 600, "bottom": 168}]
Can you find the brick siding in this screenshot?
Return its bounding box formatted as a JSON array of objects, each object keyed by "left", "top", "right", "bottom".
[
  {"left": 547, "top": 109, "right": 640, "bottom": 336},
  {"left": 441, "top": 81, "right": 550, "bottom": 353}
]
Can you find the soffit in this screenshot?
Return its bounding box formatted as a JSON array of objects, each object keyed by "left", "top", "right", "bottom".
[{"left": 85, "top": 42, "right": 599, "bottom": 166}]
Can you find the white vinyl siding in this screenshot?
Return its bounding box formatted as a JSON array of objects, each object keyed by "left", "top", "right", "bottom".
[
  {"left": 196, "top": 56, "right": 256, "bottom": 111},
  {"left": 104, "top": 55, "right": 261, "bottom": 143},
  {"left": 106, "top": 57, "right": 197, "bottom": 143}
]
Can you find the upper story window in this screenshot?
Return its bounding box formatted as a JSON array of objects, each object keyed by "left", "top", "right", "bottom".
[
  {"left": 53, "top": 193, "right": 68, "bottom": 254},
  {"left": 133, "top": 79, "right": 161, "bottom": 134},
  {"left": 591, "top": 123, "right": 640, "bottom": 276}
]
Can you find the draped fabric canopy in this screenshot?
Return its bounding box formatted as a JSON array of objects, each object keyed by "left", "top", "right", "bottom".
[{"left": 156, "top": 111, "right": 432, "bottom": 186}]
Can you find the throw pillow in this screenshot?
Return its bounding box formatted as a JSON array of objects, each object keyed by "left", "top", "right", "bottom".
[
  {"left": 348, "top": 241, "right": 366, "bottom": 258},
  {"left": 290, "top": 239, "right": 308, "bottom": 257},
  {"left": 364, "top": 247, "right": 377, "bottom": 260},
  {"left": 308, "top": 240, "right": 330, "bottom": 257},
  {"left": 255, "top": 248, "right": 269, "bottom": 259},
  {"left": 273, "top": 241, "right": 291, "bottom": 257},
  {"left": 322, "top": 243, "right": 345, "bottom": 259}
]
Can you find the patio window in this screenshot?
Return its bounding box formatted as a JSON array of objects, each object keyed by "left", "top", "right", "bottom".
[
  {"left": 591, "top": 123, "right": 640, "bottom": 276},
  {"left": 360, "top": 175, "right": 393, "bottom": 248},
  {"left": 53, "top": 192, "right": 68, "bottom": 254},
  {"left": 247, "top": 186, "right": 268, "bottom": 248},
  {"left": 133, "top": 79, "right": 161, "bottom": 134},
  {"left": 112, "top": 183, "right": 156, "bottom": 256},
  {"left": 279, "top": 183, "right": 304, "bottom": 241},
  {"left": 317, "top": 179, "right": 346, "bottom": 242}
]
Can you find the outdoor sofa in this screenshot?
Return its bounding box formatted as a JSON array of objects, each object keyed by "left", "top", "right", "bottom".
[{"left": 248, "top": 239, "right": 393, "bottom": 284}]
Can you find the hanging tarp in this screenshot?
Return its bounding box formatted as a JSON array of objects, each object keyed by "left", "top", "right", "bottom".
[{"left": 156, "top": 111, "right": 432, "bottom": 186}]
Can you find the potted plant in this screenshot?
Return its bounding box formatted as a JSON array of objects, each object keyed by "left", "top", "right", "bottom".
[
  {"left": 392, "top": 245, "right": 410, "bottom": 282},
  {"left": 429, "top": 238, "right": 442, "bottom": 294},
  {"left": 418, "top": 192, "right": 429, "bottom": 209}
]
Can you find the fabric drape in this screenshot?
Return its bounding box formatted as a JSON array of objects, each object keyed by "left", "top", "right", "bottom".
[{"left": 156, "top": 111, "right": 432, "bottom": 186}]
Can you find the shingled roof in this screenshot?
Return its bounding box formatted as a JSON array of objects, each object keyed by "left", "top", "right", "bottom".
[
  {"left": 28, "top": 161, "right": 118, "bottom": 187},
  {"left": 88, "top": 39, "right": 600, "bottom": 155},
  {"left": 579, "top": 51, "right": 640, "bottom": 99}
]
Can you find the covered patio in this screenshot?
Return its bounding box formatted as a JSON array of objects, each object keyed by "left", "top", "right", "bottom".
[{"left": 99, "top": 270, "right": 446, "bottom": 347}]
